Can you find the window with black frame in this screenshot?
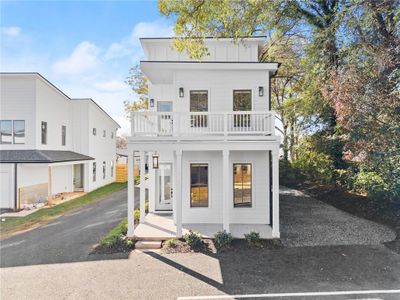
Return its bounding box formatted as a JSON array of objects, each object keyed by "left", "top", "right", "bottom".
[
  {"left": 233, "top": 163, "right": 252, "bottom": 207},
  {"left": 61, "top": 125, "right": 66, "bottom": 146},
  {"left": 233, "top": 90, "right": 252, "bottom": 127},
  {"left": 190, "top": 163, "right": 209, "bottom": 207},
  {"left": 190, "top": 91, "right": 208, "bottom": 127}
]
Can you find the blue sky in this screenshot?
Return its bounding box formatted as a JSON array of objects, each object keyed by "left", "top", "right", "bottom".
[{"left": 1, "top": 0, "right": 174, "bottom": 135}]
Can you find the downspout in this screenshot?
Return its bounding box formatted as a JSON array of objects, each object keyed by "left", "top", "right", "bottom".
[{"left": 14, "top": 163, "right": 18, "bottom": 210}]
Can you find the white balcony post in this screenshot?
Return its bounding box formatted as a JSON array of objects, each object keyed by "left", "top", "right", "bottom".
[
  {"left": 175, "top": 149, "right": 183, "bottom": 237},
  {"left": 222, "top": 149, "right": 230, "bottom": 232},
  {"left": 131, "top": 112, "right": 135, "bottom": 136},
  {"left": 127, "top": 149, "right": 135, "bottom": 237},
  {"left": 271, "top": 148, "right": 280, "bottom": 238},
  {"left": 139, "top": 151, "right": 146, "bottom": 224}
]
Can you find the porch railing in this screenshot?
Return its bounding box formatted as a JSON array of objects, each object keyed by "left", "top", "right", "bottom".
[{"left": 131, "top": 111, "right": 275, "bottom": 137}]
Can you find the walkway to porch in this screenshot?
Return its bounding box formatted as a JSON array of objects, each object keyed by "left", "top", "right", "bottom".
[{"left": 134, "top": 213, "right": 273, "bottom": 240}]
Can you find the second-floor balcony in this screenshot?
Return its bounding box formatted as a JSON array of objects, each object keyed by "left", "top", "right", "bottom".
[{"left": 131, "top": 111, "right": 276, "bottom": 140}]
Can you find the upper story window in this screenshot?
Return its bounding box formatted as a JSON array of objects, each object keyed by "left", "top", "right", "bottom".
[
  {"left": 41, "top": 121, "right": 47, "bottom": 145},
  {"left": 233, "top": 90, "right": 252, "bottom": 127},
  {"left": 0, "top": 120, "right": 26, "bottom": 144},
  {"left": 233, "top": 163, "right": 252, "bottom": 207},
  {"left": 103, "top": 130, "right": 106, "bottom": 137},
  {"left": 13, "top": 120, "right": 25, "bottom": 144},
  {"left": 61, "top": 125, "right": 66, "bottom": 146},
  {"left": 190, "top": 91, "right": 208, "bottom": 128},
  {"left": 93, "top": 128, "right": 96, "bottom": 136},
  {"left": 0, "top": 120, "right": 12, "bottom": 144}
]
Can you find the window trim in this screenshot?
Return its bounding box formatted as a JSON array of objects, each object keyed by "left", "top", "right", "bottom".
[
  {"left": 233, "top": 162, "right": 253, "bottom": 208},
  {"left": 189, "top": 162, "right": 210, "bottom": 208},
  {"left": 41, "top": 121, "right": 47, "bottom": 145}
]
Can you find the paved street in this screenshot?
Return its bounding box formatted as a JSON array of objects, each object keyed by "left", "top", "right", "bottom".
[
  {"left": 1, "top": 187, "right": 399, "bottom": 299},
  {"left": 0, "top": 188, "right": 136, "bottom": 268}
]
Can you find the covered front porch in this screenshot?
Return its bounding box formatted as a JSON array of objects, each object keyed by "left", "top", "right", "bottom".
[
  {"left": 134, "top": 213, "right": 273, "bottom": 240},
  {"left": 126, "top": 141, "right": 280, "bottom": 240}
]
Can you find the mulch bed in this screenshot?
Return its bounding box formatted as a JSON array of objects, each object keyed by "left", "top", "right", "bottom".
[
  {"left": 161, "top": 238, "right": 283, "bottom": 254},
  {"left": 282, "top": 178, "right": 400, "bottom": 253}
]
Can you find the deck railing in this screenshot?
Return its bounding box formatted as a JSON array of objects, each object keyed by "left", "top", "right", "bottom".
[{"left": 131, "top": 111, "right": 275, "bottom": 137}]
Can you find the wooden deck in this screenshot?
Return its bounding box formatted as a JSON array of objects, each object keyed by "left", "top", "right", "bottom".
[{"left": 134, "top": 213, "right": 273, "bottom": 240}]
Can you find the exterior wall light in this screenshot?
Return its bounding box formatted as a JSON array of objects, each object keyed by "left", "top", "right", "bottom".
[
  {"left": 152, "top": 153, "right": 159, "bottom": 169},
  {"left": 259, "top": 86, "right": 264, "bottom": 97},
  {"left": 179, "top": 87, "right": 184, "bottom": 98},
  {"left": 149, "top": 98, "right": 154, "bottom": 108}
]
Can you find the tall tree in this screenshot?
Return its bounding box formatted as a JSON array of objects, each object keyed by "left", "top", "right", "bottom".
[{"left": 123, "top": 64, "right": 149, "bottom": 118}]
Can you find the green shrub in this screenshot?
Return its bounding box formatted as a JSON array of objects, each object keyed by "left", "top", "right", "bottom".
[
  {"left": 353, "top": 171, "right": 387, "bottom": 198},
  {"left": 183, "top": 230, "right": 203, "bottom": 250},
  {"left": 291, "top": 150, "right": 334, "bottom": 184},
  {"left": 100, "top": 219, "right": 128, "bottom": 248},
  {"left": 165, "top": 238, "right": 177, "bottom": 247},
  {"left": 244, "top": 231, "right": 262, "bottom": 247},
  {"left": 214, "top": 230, "right": 233, "bottom": 251}
]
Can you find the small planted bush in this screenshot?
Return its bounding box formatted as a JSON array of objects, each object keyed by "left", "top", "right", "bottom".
[
  {"left": 183, "top": 230, "right": 203, "bottom": 250},
  {"left": 100, "top": 219, "right": 129, "bottom": 249},
  {"left": 214, "top": 230, "right": 233, "bottom": 251},
  {"left": 165, "top": 238, "right": 177, "bottom": 248},
  {"left": 244, "top": 231, "right": 262, "bottom": 247}
]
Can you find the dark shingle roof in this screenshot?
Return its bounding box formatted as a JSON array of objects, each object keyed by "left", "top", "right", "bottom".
[{"left": 0, "top": 150, "right": 94, "bottom": 163}]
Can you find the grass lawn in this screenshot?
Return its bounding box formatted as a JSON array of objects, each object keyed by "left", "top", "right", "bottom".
[{"left": 0, "top": 182, "right": 127, "bottom": 239}]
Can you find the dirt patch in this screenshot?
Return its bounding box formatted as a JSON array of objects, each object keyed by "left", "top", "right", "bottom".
[{"left": 282, "top": 179, "right": 400, "bottom": 253}]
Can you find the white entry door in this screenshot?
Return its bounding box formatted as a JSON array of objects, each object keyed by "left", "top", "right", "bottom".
[{"left": 155, "top": 163, "right": 173, "bottom": 211}]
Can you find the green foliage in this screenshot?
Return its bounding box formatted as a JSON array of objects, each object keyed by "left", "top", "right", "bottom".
[
  {"left": 165, "top": 238, "right": 177, "bottom": 247},
  {"left": 244, "top": 231, "right": 262, "bottom": 247},
  {"left": 100, "top": 219, "right": 129, "bottom": 248},
  {"left": 213, "top": 230, "right": 233, "bottom": 251},
  {"left": 124, "top": 64, "right": 149, "bottom": 118},
  {"left": 353, "top": 171, "right": 387, "bottom": 198},
  {"left": 183, "top": 230, "right": 203, "bottom": 250},
  {"left": 291, "top": 151, "right": 335, "bottom": 184}
]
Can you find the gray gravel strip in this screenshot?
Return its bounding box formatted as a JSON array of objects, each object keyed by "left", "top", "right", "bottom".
[{"left": 280, "top": 186, "right": 396, "bottom": 247}]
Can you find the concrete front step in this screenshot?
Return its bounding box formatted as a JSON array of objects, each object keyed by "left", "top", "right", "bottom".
[{"left": 135, "top": 240, "right": 162, "bottom": 250}]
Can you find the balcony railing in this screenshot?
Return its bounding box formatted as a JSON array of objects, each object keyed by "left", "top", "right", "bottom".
[{"left": 131, "top": 111, "right": 275, "bottom": 138}]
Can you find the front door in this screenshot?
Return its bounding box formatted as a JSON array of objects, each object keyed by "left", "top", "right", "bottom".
[
  {"left": 190, "top": 90, "right": 208, "bottom": 127},
  {"left": 155, "top": 163, "right": 173, "bottom": 211},
  {"left": 73, "top": 164, "right": 84, "bottom": 191},
  {"left": 233, "top": 90, "right": 252, "bottom": 127},
  {"left": 157, "top": 101, "right": 173, "bottom": 135}
]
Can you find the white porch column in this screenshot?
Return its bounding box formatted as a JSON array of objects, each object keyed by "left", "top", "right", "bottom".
[
  {"left": 222, "top": 149, "right": 230, "bottom": 232},
  {"left": 139, "top": 151, "right": 146, "bottom": 224},
  {"left": 271, "top": 148, "right": 280, "bottom": 238},
  {"left": 175, "top": 149, "right": 183, "bottom": 237},
  {"left": 127, "top": 149, "right": 135, "bottom": 237}
]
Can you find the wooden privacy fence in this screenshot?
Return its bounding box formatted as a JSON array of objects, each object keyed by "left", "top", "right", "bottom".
[{"left": 116, "top": 163, "right": 139, "bottom": 182}]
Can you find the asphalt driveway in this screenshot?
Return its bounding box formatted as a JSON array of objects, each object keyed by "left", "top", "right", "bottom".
[{"left": 0, "top": 188, "right": 133, "bottom": 268}]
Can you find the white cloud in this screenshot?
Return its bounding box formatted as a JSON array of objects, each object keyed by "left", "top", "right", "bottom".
[
  {"left": 52, "top": 41, "right": 100, "bottom": 75},
  {"left": 131, "top": 19, "right": 173, "bottom": 38},
  {"left": 104, "top": 19, "right": 173, "bottom": 61},
  {"left": 93, "top": 80, "right": 127, "bottom": 92},
  {"left": 1, "top": 26, "right": 21, "bottom": 37}
]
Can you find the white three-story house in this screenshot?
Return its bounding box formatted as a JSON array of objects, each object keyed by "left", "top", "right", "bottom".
[
  {"left": 127, "top": 37, "right": 280, "bottom": 239},
  {"left": 0, "top": 73, "right": 120, "bottom": 210}
]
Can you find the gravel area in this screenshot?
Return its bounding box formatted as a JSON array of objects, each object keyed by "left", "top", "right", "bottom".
[{"left": 280, "top": 186, "right": 396, "bottom": 247}]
